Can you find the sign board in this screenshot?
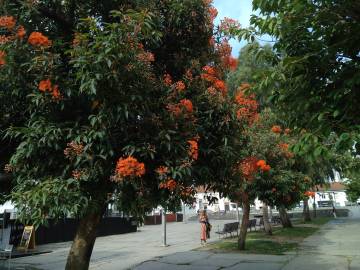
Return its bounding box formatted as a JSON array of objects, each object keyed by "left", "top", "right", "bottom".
[{"left": 17, "top": 225, "right": 35, "bottom": 251}]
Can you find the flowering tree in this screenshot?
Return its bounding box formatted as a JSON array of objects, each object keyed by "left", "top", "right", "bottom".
[{"left": 0, "top": 1, "right": 242, "bottom": 269}]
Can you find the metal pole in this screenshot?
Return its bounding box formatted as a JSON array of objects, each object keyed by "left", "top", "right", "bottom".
[{"left": 161, "top": 208, "right": 168, "bottom": 246}]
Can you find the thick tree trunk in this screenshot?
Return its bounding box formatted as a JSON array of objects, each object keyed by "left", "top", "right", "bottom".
[
  {"left": 303, "top": 198, "right": 311, "bottom": 222},
  {"left": 262, "top": 202, "right": 272, "bottom": 235},
  {"left": 238, "top": 193, "right": 250, "bottom": 250},
  {"left": 65, "top": 207, "right": 104, "bottom": 270},
  {"left": 279, "top": 205, "right": 293, "bottom": 228}
]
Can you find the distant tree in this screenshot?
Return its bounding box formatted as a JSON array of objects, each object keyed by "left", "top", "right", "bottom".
[
  {"left": 249, "top": 0, "right": 360, "bottom": 146},
  {"left": 227, "top": 41, "right": 276, "bottom": 102}
]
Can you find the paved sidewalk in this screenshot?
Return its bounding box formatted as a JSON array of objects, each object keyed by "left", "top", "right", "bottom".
[
  {"left": 1, "top": 219, "right": 235, "bottom": 270},
  {"left": 133, "top": 218, "right": 360, "bottom": 270},
  {"left": 2, "top": 216, "right": 359, "bottom": 270}
]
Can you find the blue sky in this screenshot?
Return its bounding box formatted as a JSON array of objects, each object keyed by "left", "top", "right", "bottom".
[{"left": 213, "top": 0, "right": 253, "bottom": 56}]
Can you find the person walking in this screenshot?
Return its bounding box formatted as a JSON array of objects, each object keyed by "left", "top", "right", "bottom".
[{"left": 199, "top": 210, "right": 210, "bottom": 245}]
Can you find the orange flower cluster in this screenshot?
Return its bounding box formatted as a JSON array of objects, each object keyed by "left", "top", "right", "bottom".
[
  {"left": 0, "top": 16, "right": 16, "bottom": 30},
  {"left": 163, "top": 73, "right": 172, "bottom": 86},
  {"left": 304, "top": 191, "right": 315, "bottom": 197},
  {"left": 180, "top": 99, "right": 193, "bottom": 113},
  {"left": 115, "top": 156, "right": 145, "bottom": 178},
  {"left": 0, "top": 35, "right": 11, "bottom": 44},
  {"left": 279, "top": 143, "right": 294, "bottom": 158},
  {"left": 188, "top": 140, "right": 199, "bottom": 160},
  {"left": 72, "top": 33, "right": 81, "bottom": 47},
  {"left": 271, "top": 125, "right": 282, "bottom": 134},
  {"left": 224, "top": 56, "right": 238, "bottom": 71},
  {"left": 185, "top": 69, "right": 193, "bottom": 81},
  {"left": 256, "top": 160, "right": 271, "bottom": 172},
  {"left": 0, "top": 51, "right": 6, "bottom": 67},
  {"left": 64, "top": 141, "right": 84, "bottom": 159},
  {"left": 219, "top": 17, "right": 241, "bottom": 32},
  {"left": 216, "top": 40, "right": 238, "bottom": 71},
  {"left": 201, "top": 65, "right": 227, "bottom": 96},
  {"left": 137, "top": 52, "right": 155, "bottom": 63},
  {"left": 155, "top": 166, "right": 169, "bottom": 175},
  {"left": 284, "top": 128, "right": 291, "bottom": 135},
  {"left": 202, "top": 65, "right": 217, "bottom": 76},
  {"left": 72, "top": 169, "right": 87, "bottom": 180},
  {"left": 279, "top": 143, "right": 289, "bottom": 151},
  {"left": 214, "top": 80, "right": 227, "bottom": 94},
  {"left": 234, "top": 87, "right": 259, "bottom": 124},
  {"left": 38, "top": 79, "right": 52, "bottom": 92},
  {"left": 28, "top": 32, "right": 52, "bottom": 47},
  {"left": 38, "top": 79, "right": 62, "bottom": 100},
  {"left": 239, "top": 157, "right": 258, "bottom": 181},
  {"left": 168, "top": 99, "right": 194, "bottom": 117},
  {"left": 207, "top": 86, "right": 217, "bottom": 96},
  {"left": 17, "top": 26, "right": 26, "bottom": 39},
  {"left": 159, "top": 178, "right": 177, "bottom": 191},
  {"left": 0, "top": 16, "right": 26, "bottom": 44},
  {"left": 175, "top": 81, "right": 186, "bottom": 92},
  {"left": 209, "top": 7, "right": 218, "bottom": 22}
]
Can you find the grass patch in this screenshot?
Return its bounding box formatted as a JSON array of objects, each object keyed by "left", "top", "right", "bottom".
[
  {"left": 208, "top": 239, "right": 297, "bottom": 255},
  {"left": 303, "top": 217, "right": 333, "bottom": 225},
  {"left": 200, "top": 217, "right": 332, "bottom": 255},
  {"left": 294, "top": 217, "right": 333, "bottom": 226},
  {"left": 245, "top": 226, "right": 318, "bottom": 240}
]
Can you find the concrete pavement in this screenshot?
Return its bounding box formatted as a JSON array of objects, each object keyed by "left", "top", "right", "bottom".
[
  {"left": 2, "top": 211, "right": 360, "bottom": 270},
  {"left": 133, "top": 217, "right": 360, "bottom": 270},
  {"left": 1, "top": 219, "right": 236, "bottom": 270}
]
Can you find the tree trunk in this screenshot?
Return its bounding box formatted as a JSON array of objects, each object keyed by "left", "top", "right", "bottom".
[
  {"left": 65, "top": 207, "right": 104, "bottom": 270},
  {"left": 303, "top": 198, "right": 311, "bottom": 222},
  {"left": 238, "top": 193, "right": 250, "bottom": 250},
  {"left": 279, "top": 205, "right": 293, "bottom": 228},
  {"left": 262, "top": 202, "right": 272, "bottom": 235}
]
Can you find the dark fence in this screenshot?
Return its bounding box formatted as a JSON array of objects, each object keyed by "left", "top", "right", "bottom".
[
  {"left": 8, "top": 217, "right": 137, "bottom": 246},
  {"left": 144, "top": 213, "right": 183, "bottom": 225}
]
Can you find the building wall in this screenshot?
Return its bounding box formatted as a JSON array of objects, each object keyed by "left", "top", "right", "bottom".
[
  {"left": 0, "top": 201, "right": 14, "bottom": 214},
  {"left": 308, "top": 191, "right": 348, "bottom": 207}
]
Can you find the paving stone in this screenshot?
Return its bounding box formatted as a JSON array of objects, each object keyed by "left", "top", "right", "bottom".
[
  {"left": 224, "top": 262, "right": 282, "bottom": 270},
  {"left": 157, "top": 251, "right": 211, "bottom": 265},
  {"left": 282, "top": 254, "right": 348, "bottom": 270},
  {"left": 133, "top": 261, "right": 218, "bottom": 270},
  {"left": 191, "top": 256, "right": 241, "bottom": 267}
]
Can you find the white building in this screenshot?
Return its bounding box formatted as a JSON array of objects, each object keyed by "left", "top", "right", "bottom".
[
  {"left": 193, "top": 187, "right": 263, "bottom": 213},
  {"left": 308, "top": 182, "right": 349, "bottom": 207}
]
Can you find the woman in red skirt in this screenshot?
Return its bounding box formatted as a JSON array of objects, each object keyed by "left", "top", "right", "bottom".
[{"left": 199, "top": 210, "right": 209, "bottom": 245}]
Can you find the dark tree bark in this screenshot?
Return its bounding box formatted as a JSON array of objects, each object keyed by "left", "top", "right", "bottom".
[
  {"left": 65, "top": 206, "right": 105, "bottom": 270},
  {"left": 279, "top": 205, "right": 293, "bottom": 228},
  {"left": 262, "top": 202, "right": 272, "bottom": 235},
  {"left": 303, "top": 198, "right": 312, "bottom": 222},
  {"left": 238, "top": 193, "right": 250, "bottom": 250}
]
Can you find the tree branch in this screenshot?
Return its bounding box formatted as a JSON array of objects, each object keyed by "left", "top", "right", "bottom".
[{"left": 38, "top": 6, "right": 73, "bottom": 32}]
